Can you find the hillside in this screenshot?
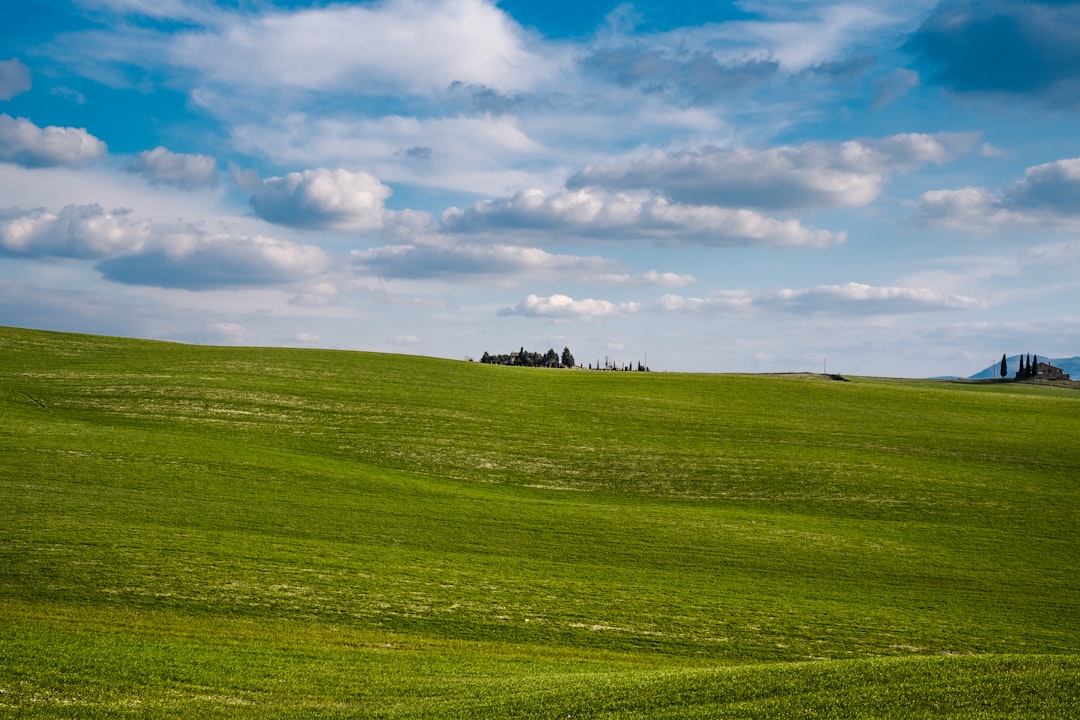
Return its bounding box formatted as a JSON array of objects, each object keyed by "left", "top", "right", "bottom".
[
  {"left": 968, "top": 354, "right": 1080, "bottom": 379},
  {"left": 2, "top": 326, "right": 1078, "bottom": 718}
]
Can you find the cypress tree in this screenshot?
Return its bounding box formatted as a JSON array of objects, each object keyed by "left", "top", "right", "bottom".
[
  {"left": 1000, "top": 353, "right": 1007, "bottom": 380},
  {"left": 1018, "top": 355, "right": 1026, "bottom": 378}
]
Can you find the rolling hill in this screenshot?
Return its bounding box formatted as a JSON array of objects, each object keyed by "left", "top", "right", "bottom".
[{"left": 2, "top": 326, "right": 1078, "bottom": 718}]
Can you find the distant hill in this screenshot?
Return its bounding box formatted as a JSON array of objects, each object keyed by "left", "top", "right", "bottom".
[{"left": 968, "top": 355, "right": 1080, "bottom": 380}]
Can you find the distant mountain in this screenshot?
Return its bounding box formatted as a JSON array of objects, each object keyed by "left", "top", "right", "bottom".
[{"left": 968, "top": 355, "right": 1080, "bottom": 380}]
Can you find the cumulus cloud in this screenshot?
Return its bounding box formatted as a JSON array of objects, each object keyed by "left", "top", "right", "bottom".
[
  {"left": 915, "top": 157, "right": 1080, "bottom": 231},
  {"left": 0, "top": 59, "right": 32, "bottom": 100},
  {"left": 0, "top": 204, "right": 149, "bottom": 259},
  {"left": 127, "top": 146, "right": 219, "bottom": 190},
  {"left": 441, "top": 188, "right": 843, "bottom": 247},
  {"left": 250, "top": 168, "right": 423, "bottom": 231},
  {"left": 352, "top": 241, "right": 616, "bottom": 280},
  {"left": 0, "top": 203, "right": 329, "bottom": 289},
  {"left": 497, "top": 293, "right": 642, "bottom": 320},
  {"left": 0, "top": 114, "right": 107, "bottom": 168},
  {"left": 1003, "top": 158, "right": 1080, "bottom": 214},
  {"left": 97, "top": 231, "right": 330, "bottom": 289},
  {"left": 171, "top": 0, "right": 562, "bottom": 95},
  {"left": 567, "top": 133, "right": 977, "bottom": 211},
  {"left": 906, "top": 0, "right": 1080, "bottom": 107}
]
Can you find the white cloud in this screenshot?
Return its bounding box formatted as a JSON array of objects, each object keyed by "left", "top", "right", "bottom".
[
  {"left": 655, "top": 291, "right": 755, "bottom": 313},
  {"left": 211, "top": 321, "right": 248, "bottom": 342},
  {"left": 713, "top": 3, "right": 903, "bottom": 71},
  {"left": 498, "top": 293, "right": 642, "bottom": 320},
  {"left": 0, "top": 203, "right": 329, "bottom": 289},
  {"left": 592, "top": 2, "right": 913, "bottom": 78},
  {"left": 912, "top": 187, "right": 1022, "bottom": 232},
  {"left": 756, "top": 282, "right": 985, "bottom": 314},
  {"left": 501, "top": 282, "right": 983, "bottom": 323},
  {"left": 568, "top": 133, "right": 976, "bottom": 211},
  {"left": 171, "top": 0, "right": 564, "bottom": 95},
  {"left": 230, "top": 112, "right": 548, "bottom": 196},
  {"left": 0, "top": 204, "right": 149, "bottom": 258},
  {"left": 249, "top": 168, "right": 426, "bottom": 232},
  {"left": 0, "top": 114, "right": 107, "bottom": 168},
  {"left": 288, "top": 283, "right": 339, "bottom": 308},
  {"left": 915, "top": 157, "right": 1080, "bottom": 232},
  {"left": 127, "top": 146, "right": 219, "bottom": 190},
  {"left": 97, "top": 229, "right": 331, "bottom": 290},
  {"left": 1004, "top": 158, "right": 1080, "bottom": 214},
  {"left": 352, "top": 240, "right": 615, "bottom": 280},
  {"left": 441, "top": 187, "right": 844, "bottom": 247},
  {"left": 0, "top": 59, "right": 32, "bottom": 100},
  {"left": 593, "top": 270, "right": 697, "bottom": 287}
]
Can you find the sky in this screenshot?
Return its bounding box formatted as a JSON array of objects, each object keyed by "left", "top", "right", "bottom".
[{"left": 3, "top": 0, "right": 1080, "bottom": 376}]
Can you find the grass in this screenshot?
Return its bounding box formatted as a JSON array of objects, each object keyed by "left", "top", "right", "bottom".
[{"left": 1, "top": 326, "right": 1078, "bottom": 717}]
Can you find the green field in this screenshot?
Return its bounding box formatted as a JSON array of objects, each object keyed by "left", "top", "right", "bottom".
[{"left": 2, "top": 325, "right": 1078, "bottom": 718}]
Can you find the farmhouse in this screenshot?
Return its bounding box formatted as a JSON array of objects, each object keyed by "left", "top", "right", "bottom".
[{"left": 1034, "top": 362, "right": 1071, "bottom": 381}]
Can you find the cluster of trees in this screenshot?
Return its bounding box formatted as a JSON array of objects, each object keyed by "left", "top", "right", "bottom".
[
  {"left": 1001, "top": 353, "right": 1040, "bottom": 379},
  {"left": 589, "top": 361, "right": 650, "bottom": 372},
  {"left": 480, "top": 346, "right": 576, "bottom": 368}
]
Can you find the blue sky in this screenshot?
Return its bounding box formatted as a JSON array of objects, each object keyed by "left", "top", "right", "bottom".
[{"left": 3, "top": 0, "right": 1080, "bottom": 375}]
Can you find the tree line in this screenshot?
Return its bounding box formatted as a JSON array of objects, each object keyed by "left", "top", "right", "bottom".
[{"left": 481, "top": 346, "right": 576, "bottom": 368}]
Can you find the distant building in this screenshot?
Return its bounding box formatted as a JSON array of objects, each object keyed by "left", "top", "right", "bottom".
[{"left": 1034, "top": 362, "right": 1071, "bottom": 381}]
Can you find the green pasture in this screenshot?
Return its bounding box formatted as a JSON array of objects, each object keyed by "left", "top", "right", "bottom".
[{"left": 1, "top": 326, "right": 1078, "bottom": 717}]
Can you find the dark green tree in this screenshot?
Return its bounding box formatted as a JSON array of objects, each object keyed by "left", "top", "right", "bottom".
[
  {"left": 1033, "top": 355, "right": 1039, "bottom": 378},
  {"left": 561, "top": 347, "right": 575, "bottom": 368},
  {"left": 1018, "top": 355, "right": 1026, "bottom": 378},
  {"left": 1000, "top": 353, "right": 1007, "bottom": 380}
]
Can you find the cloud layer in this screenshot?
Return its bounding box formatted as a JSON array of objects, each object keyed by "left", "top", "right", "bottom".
[
  {"left": 500, "top": 283, "right": 983, "bottom": 320},
  {"left": 441, "top": 188, "right": 843, "bottom": 247},
  {"left": 567, "top": 133, "right": 978, "bottom": 211}
]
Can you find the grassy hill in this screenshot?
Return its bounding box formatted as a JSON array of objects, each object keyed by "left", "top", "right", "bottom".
[{"left": 2, "top": 326, "right": 1078, "bottom": 718}]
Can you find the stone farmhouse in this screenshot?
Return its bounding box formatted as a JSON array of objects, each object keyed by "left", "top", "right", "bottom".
[{"left": 1034, "top": 362, "right": 1071, "bottom": 381}]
